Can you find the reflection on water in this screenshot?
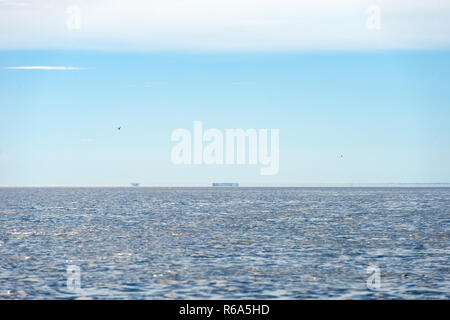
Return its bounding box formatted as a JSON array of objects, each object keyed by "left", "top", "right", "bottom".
[{"left": 0, "top": 187, "right": 449, "bottom": 299}]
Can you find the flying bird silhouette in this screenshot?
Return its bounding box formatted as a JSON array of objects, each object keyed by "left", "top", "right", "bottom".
[{"left": 117, "top": 126, "right": 121, "bottom": 130}]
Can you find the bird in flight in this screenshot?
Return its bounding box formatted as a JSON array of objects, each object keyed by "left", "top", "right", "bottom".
[{"left": 117, "top": 126, "right": 121, "bottom": 130}]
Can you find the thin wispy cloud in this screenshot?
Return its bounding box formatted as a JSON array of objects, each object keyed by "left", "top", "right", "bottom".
[
  {"left": 143, "top": 81, "right": 167, "bottom": 87},
  {"left": 5, "top": 66, "right": 82, "bottom": 70},
  {"left": 122, "top": 81, "right": 168, "bottom": 88},
  {"left": 231, "top": 81, "right": 255, "bottom": 86}
]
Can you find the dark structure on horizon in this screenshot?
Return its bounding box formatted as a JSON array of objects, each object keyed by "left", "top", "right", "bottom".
[{"left": 212, "top": 183, "right": 239, "bottom": 187}]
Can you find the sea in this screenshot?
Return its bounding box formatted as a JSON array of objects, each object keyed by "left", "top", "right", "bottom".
[{"left": 0, "top": 187, "right": 448, "bottom": 299}]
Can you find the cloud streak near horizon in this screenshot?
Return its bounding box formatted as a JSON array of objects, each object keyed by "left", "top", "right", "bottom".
[{"left": 5, "top": 66, "right": 82, "bottom": 70}]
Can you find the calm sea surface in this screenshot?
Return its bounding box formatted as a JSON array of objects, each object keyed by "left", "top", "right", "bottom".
[{"left": 0, "top": 187, "right": 448, "bottom": 299}]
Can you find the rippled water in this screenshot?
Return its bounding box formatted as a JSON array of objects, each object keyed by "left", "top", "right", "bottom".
[{"left": 0, "top": 187, "right": 449, "bottom": 299}]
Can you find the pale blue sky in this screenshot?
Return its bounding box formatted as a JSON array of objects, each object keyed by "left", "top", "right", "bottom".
[
  {"left": 1, "top": 51, "right": 449, "bottom": 186},
  {"left": 1, "top": 1, "right": 450, "bottom": 186}
]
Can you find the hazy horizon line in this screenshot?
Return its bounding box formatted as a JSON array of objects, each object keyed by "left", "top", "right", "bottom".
[{"left": 1, "top": 183, "right": 449, "bottom": 188}]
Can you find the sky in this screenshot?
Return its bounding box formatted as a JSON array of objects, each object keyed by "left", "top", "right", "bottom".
[{"left": 1, "top": 0, "right": 450, "bottom": 186}]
